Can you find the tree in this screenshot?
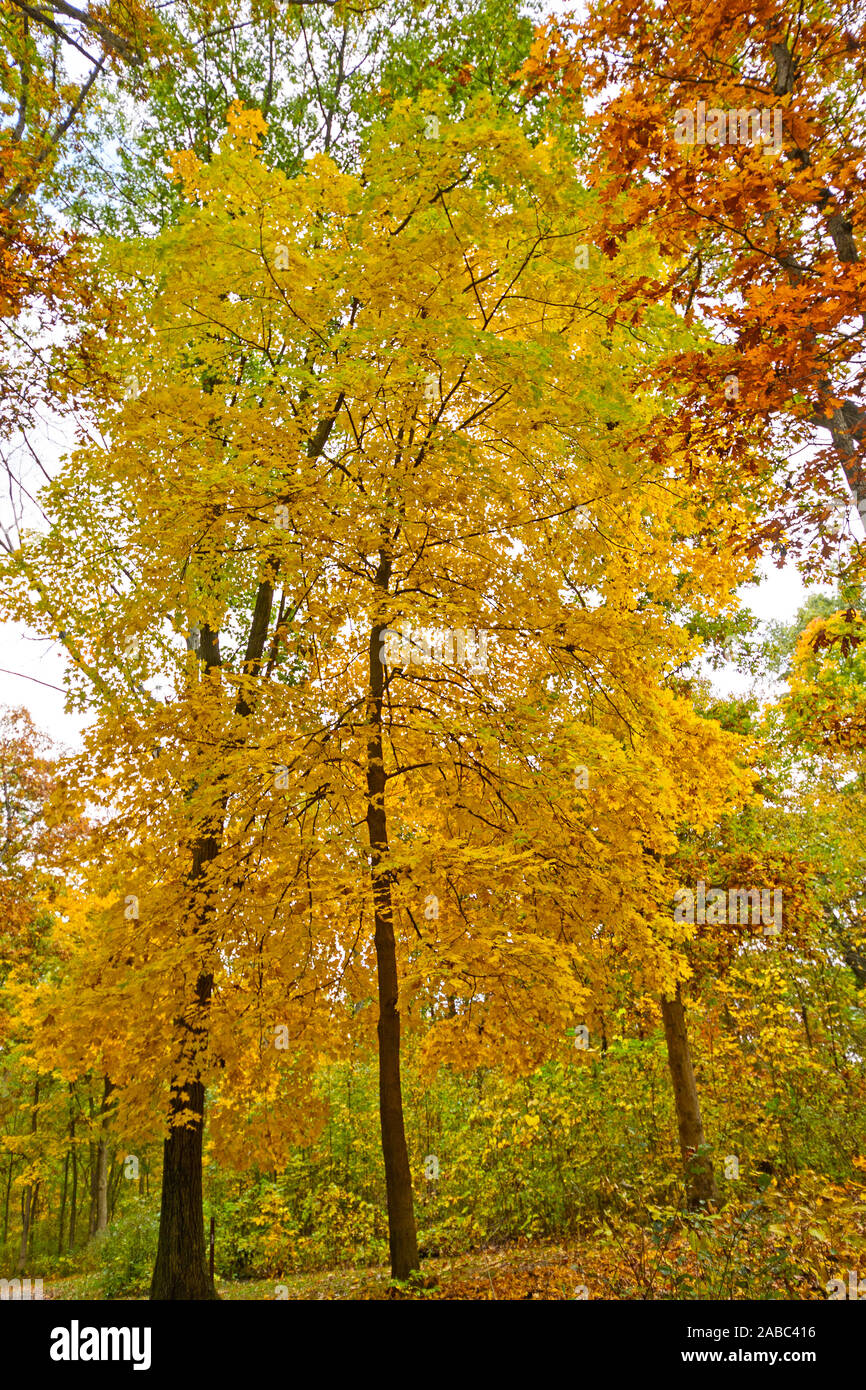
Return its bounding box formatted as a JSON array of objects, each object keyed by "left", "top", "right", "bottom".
[
  {"left": 519, "top": 0, "right": 866, "bottom": 564},
  {"left": 7, "top": 74, "right": 772, "bottom": 1281},
  {"left": 1, "top": 0, "right": 561, "bottom": 1295},
  {"left": 0, "top": 707, "right": 67, "bottom": 1271}
]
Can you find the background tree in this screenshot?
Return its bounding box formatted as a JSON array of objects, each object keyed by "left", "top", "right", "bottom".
[{"left": 520, "top": 0, "right": 866, "bottom": 567}]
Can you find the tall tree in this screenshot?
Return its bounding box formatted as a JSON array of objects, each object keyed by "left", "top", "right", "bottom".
[{"left": 9, "top": 80, "right": 766, "bottom": 1282}]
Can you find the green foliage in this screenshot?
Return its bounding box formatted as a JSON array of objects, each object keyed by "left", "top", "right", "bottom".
[
  {"left": 197, "top": 994, "right": 866, "bottom": 1279},
  {"left": 209, "top": 1168, "right": 387, "bottom": 1278},
  {"left": 80, "top": 1204, "right": 160, "bottom": 1299}
]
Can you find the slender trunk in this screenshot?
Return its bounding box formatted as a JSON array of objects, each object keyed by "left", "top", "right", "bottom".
[
  {"left": 87, "top": 1092, "right": 97, "bottom": 1238},
  {"left": 15, "top": 1077, "right": 39, "bottom": 1273},
  {"left": 95, "top": 1076, "right": 113, "bottom": 1234},
  {"left": 108, "top": 1158, "right": 123, "bottom": 1220},
  {"left": 58, "top": 1151, "right": 69, "bottom": 1256},
  {"left": 69, "top": 1118, "right": 78, "bottom": 1251},
  {"left": 661, "top": 987, "right": 717, "bottom": 1207},
  {"left": 16, "top": 1185, "right": 32, "bottom": 1274},
  {"left": 3, "top": 1157, "right": 12, "bottom": 1245},
  {"left": 366, "top": 590, "right": 419, "bottom": 1281},
  {"left": 27, "top": 1182, "right": 40, "bottom": 1258},
  {"left": 95, "top": 1141, "right": 109, "bottom": 1232},
  {"left": 87, "top": 1151, "right": 96, "bottom": 1235}
]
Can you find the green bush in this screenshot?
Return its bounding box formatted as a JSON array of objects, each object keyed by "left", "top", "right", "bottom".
[{"left": 85, "top": 1202, "right": 160, "bottom": 1299}]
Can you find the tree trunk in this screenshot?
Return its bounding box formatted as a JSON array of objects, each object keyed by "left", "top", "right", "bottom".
[
  {"left": 87, "top": 1092, "right": 97, "bottom": 1238},
  {"left": 661, "top": 987, "right": 717, "bottom": 1207},
  {"left": 150, "top": 1078, "right": 215, "bottom": 1299},
  {"left": 94, "top": 1141, "right": 108, "bottom": 1232},
  {"left": 366, "top": 593, "right": 419, "bottom": 1281},
  {"left": 27, "top": 1182, "right": 40, "bottom": 1258},
  {"left": 2, "top": 1157, "right": 13, "bottom": 1245},
  {"left": 69, "top": 1122, "right": 78, "bottom": 1251},
  {"left": 16, "top": 1184, "right": 32, "bottom": 1274},
  {"left": 150, "top": 623, "right": 223, "bottom": 1301},
  {"left": 15, "top": 1077, "right": 40, "bottom": 1274},
  {"left": 58, "top": 1151, "right": 69, "bottom": 1255},
  {"left": 149, "top": 923, "right": 218, "bottom": 1298},
  {"left": 108, "top": 1158, "right": 123, "bottom": 1220},
  {"left": 94, "top": 1076, "right": 113, "bottom": 1234}
]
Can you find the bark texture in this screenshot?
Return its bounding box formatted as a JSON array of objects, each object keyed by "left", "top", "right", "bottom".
[
  {"left": 661, "top": 987, "right": 718, "bottom": 1208},
  {"left": 365, "top": 569, "right": 419, "bottom": 1280}
]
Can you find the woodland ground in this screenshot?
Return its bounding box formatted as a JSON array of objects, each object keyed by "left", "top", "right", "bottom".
[{"left": 38, "top": 1230, "right": 854, "bottom": 1301}]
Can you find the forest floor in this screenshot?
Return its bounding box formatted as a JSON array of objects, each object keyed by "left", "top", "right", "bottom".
[
  {"left": 38, "top": 1233, "right": 833, "bottom": 1300},
  {"left": 41, "top": 1242, "right": 632, "bottom": 1300}
]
